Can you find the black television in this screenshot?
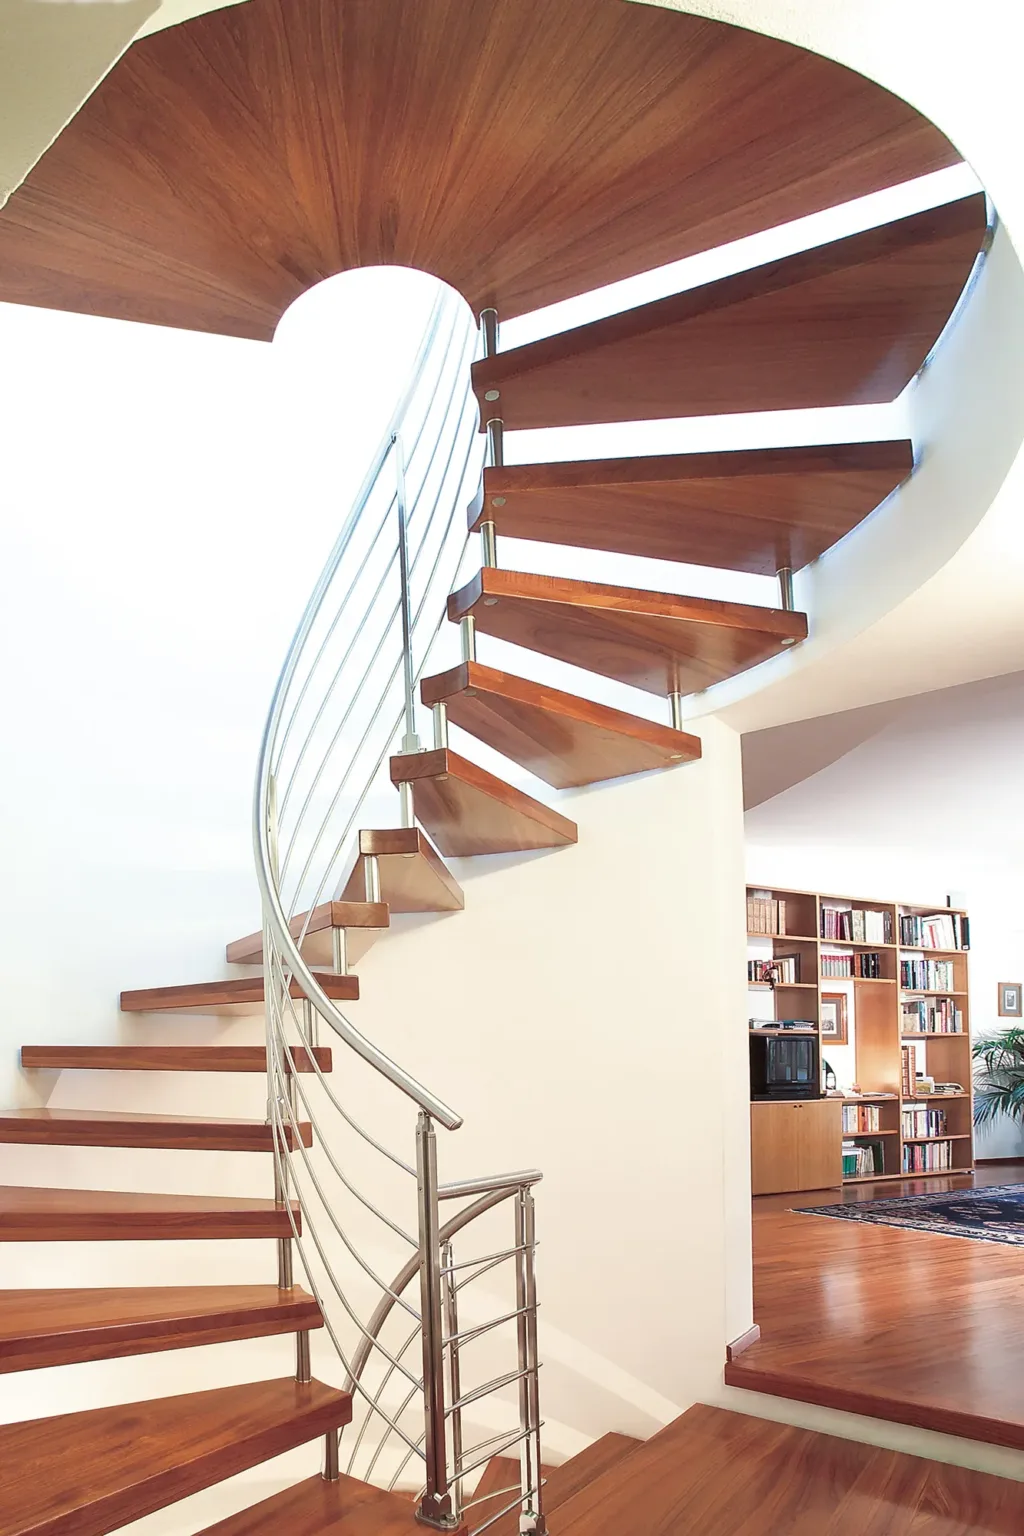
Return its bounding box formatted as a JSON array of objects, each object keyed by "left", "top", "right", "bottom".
[{"left": 750, "top": 1032, "right": 820, "bottom": 1100}]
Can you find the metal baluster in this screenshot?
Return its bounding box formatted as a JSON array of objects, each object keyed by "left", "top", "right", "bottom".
[
  {"left": 777, "top": 566, "right": 795, "bottom": 611},
  {"left": 669, "top": 692, "right": 685, "bottom": 731},
  {"left": 416, "top": 1114, "right": 457, "bottom": 1529},
  {"left": 515, "top": 1187, "right": 546, "bottom": 1534},
  {"left": 479, "top": 309, "right": 501, "bottom": 569},
  {"left": 432, "top": 701, "right": 449, "bottom": 749},
  {"left": 442, "top": 1239, "right": 464, "bottom": 1524},
  {"left": 394, "top": 433, "right": 421, "bottom": 829}
]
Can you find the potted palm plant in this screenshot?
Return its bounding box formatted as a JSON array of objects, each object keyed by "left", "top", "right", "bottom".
[{"left": 973, "top": 1026, "right": 1024, "bottom": 1127}]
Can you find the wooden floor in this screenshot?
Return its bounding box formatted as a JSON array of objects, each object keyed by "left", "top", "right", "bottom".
[{"left": 726, "top": 1166, "right": 1024, "bottom": 1451}]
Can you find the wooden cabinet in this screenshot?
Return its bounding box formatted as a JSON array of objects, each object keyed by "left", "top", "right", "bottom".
[{"left": 750, "top": 1099, "right": 842, "bottom": 1195}]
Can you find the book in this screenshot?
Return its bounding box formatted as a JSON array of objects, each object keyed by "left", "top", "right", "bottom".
[
  {"left": 747, "top": 892, "right": 787, "bottom": 935},
  {"left": 747, "top": 955, "right": 800, "bottom": 985},
  {"left": 842, "top": 1138, "right": 885, "bottom": 1177},
  {"left": 901, "top": 1102, "right": 948, "bottom": 1138},
  {"left": 901, "top": 1043, "right": 918, "bottom": 1098},
  {"left": 902, "top": 1138, "right": 952, "bottom": 1173},
  {"left": 821, "top": 950, "right": 883, "bottom": 979},
  {"left": 843, "top": 1104, "right": 881, "bottom": 1133},
  {"left": 820, "top": 904, "right": 893, "bottom": 943},
  {"left": 900, "top": 957, "right": 956, "bottom": 992},
  {"left": 900, "top": 997, "right": 963, "bottom": 1034},
  {"left": 899, "top": 911, "right": 969, "bottom": 951}
]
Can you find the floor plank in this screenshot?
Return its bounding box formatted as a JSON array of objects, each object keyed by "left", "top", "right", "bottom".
[{"left": 726, "top": 1168, "right": 1024, "bottom": 1451}]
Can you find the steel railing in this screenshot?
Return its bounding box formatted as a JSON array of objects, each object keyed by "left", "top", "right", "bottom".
[{"left": 253, "top": 288, "right": 546, "bottom": 1532}]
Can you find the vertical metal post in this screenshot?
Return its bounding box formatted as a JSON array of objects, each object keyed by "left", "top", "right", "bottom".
[
  {"left": 481, "top": 309, "right": 502, "bottom": 569},
  {"left": 394, "top": 434, "right": 421, "bottom": 755},
  {"left": 302, "top": 996, "right": 320, "bottom": 1050},
  {"left": 480, "top": 307, "right": 499, "bottom": 358},
  {"left": 777, "top": 566, "right": 795, "bottom": 611},
  {"left": 480, "top": 516, "right": 499, "bottom": 567},
  {"left": 416, "top": 1113, "right": 455, "bottom": 1530},
  {"left": 363, "top": 853, "right": 382, "bottom": 903},
  {"left": 331, "top": 926, "right": 348, "bottom": 976},
  {"left": 485, "top": 418, "right": 504, "bottom": 468},
  {"left": 441, "top": 1239, "right": 464, "bottom": 1524},
  {"left": 669, "top": 692, "right": 685, "bottom": 731},
  {"left": 296, "top": 1330, "right": 312, "bottom": 1383},
  {"left": 399, "top": 779, "right": 416, "bottom": 828},
  {"left": 432, "top": 701, "right": 449, "bottom": 750},
  {"left": 323, "top": 1426, "right": 340, "bottom": 1482},
  {"left": 515, "top": 1187, "right": 546, "bottom": 1534},
  {"left": 460, "top": 614, "right": 477, "bottom": 663}
]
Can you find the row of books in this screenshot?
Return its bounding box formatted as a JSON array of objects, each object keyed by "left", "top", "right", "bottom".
[
  {"left": 747, "top": 895, "right": 788, "bottom": 934},
  {"left": 821, "top": 905, "right": 893, "bottom": 943},
  {"left": 902, "top": 1103, "right": 948, "bottom": 1138},
  {"left": 900, "top": 958, "right": 956, "bottom": 992},
  {"left": 747, "top": 956, "right": 800, "bottom": 984},
  {"left": 842, "top": 1140, "right": 885, "bottom": 1178},
  {"left": 820, "top": 951, "right": 884, "bottom": 979},
  {"left": 843, "top": 1104, "right": 882, "bottom": 1133},
  {"left": 901, "top": 1044, "right": 918, "bottom": 1098},
  {"left": 899, "top": 911, "right": 969, "bottom": 951},
  {"left": 900, "top": 998, "right": 963, "bottom": 1034},
  {"left": 903, "top": 1140, "right": 953, "bottom": 1173}
]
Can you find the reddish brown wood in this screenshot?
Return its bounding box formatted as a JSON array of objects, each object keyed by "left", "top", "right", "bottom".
[
  {"left": 553, "top": 1404, "right": 1023, "bottom": 1535},
  {"left": 448, "top": 568, "right": 807, "bottom": 697},
  {"left": 226, "top": 902, "right": 389, "bottom": 965},
  {"left": 0, "top": 1378, "right": 352, "bottom": 1536},
  {"left": 725, "top": 1171, "right": 1024, "bottom": 1453},
  {"left": 725, "top": 1324, "right": 762, "bottom": 1361},
  {"left": 421, "top": 661, "right": 700, "bottom": 789},
  {"left": 194, "top": 1472, "right": 452, "bottom": 1535},
  {"left": 482, "top": 1434, "right": 640, "bottom": 1536},
  {"left": 0, "top": 1186, "right": 300, "bottom": 1242},
  {"left": 341, "top": 827, "right": 464, "bottom": 912},
  {"left": 0, "top": 0, "right": 960, "bottom": 338},
  {"left": 0, "top": 1109, "right": 312, "bottom": 1153},
  {"left": 389, "top": 748, "right": 577, "bottom": 855},
  {"left": 21, "top": 1046, "right": 332, "bottom": 1073},
  {"left": 473, "top": 197, "right": 987, "bottom": 429},
  {"left": 0, "top": 1286, "right": 322, "bottom": 1374},
  {"left": 474, "top": 442, "right": 914, "bottom": 577},
  {"left": 119, "top": 973, "right": 358, "bottom": 1013}
]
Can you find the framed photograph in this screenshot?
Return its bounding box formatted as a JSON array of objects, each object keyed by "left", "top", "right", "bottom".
[
  {"left": 998, "top": 982, "right": 1022, "bottom": 1018},
  {"left": 820, "top": 992, "right": 849, "bottom": 1044}
]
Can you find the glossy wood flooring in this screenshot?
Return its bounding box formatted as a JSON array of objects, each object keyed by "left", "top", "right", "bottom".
[{"left": 726, "top": 1167, "right": 1024, "bottom": 1451}]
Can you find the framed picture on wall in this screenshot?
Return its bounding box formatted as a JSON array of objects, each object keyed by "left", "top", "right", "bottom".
[
  {"left": 820, "top": 992, "right": 849, "bottom": 1044},
  {"left": 998, "top": 982, "right": 1022, "bottom": 1017}
]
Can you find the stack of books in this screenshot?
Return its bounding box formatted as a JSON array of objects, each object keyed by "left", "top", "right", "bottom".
[
  {"left": 903, "top": 1140, "right": 952, "bottom": 1173},
  {"left": 747, "top": 956, "right": 800, "bottom": 984},
  {"left": 842, "top": 1139, "right": 885, "bottom": 1177},
  {"left": 843, "top": 1104, "right": 882, "bottom": 1133},
  {"left": 899, "top": 912, "right": 969, "bottom": 950},
  {"left": 747, "top": 894, "right": 787, "bottom": 934},
  {"left": 821, "top": 951, "right": 883, "bottom": 979},
  {"left": 900, "top": 958, "right": 956, "bottom": 992},
  {"left": 901, "top": 1043, "right": 918, "bottom": 1097},
  {"left": 902, "top": 1102, "right": 948, "bottom": 1138},
  {"left": 901, "top": 998, "right": 963, "bottom": 1034},
  {"left": 821, "top": 906, "right": 893, "bottom": 943}
]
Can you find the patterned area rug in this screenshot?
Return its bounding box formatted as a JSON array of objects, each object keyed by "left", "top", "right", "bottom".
[{"left": 796, "top": 1183, "right": 1024, "bottom": 1246}]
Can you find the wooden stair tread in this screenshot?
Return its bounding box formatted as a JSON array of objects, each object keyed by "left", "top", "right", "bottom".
[
  {"left": 0, "top": 1110, "right": 312, "bottom": 1153},
  {"left": 0, "top": 1185, "right": 300, "bottom": 1242},
  {"left": 480, "top": 1434, "right": 640, "bottom": 1536},
  {"left": 0, "top": 1377, "right": 351, "bottom": 1536},
  {"left": 226, "top": 902, "right": 389, "bottom": 966},
  {"left": 389, "top": 748, "right": 577, "bottom": 856},
  {"left": 554, "top": 1404, "right": 1023, "bottom": 1535},
  {"left": 448, "top": 568, "right": 807, "bottom": 697},
  {"left": 194, "top": 1471, "right": 434, "bottom": 1534},
  {"left": 0, "top": 0, "right": 960, "bottom": 338},
  {"left": 340, "top": 827, "right": 464, "bottom": 912},
  {"left": 120, "top": 973, "right": 358, "bottom": 1014},
  {"left": 421, "top": 661, "right": 700, "bottom": 789},
  {"left": 21, "top": 1046, "right": 332, "bottom": 1074},
  {"left": 0, "top": 1285, "right": 322, "bottom": 1374},
  {"left": 474, "top": 441, "right": 914, "bottom": 577},
  {"left": 472, "top": 196, "right": 987, "bottom": 429}
]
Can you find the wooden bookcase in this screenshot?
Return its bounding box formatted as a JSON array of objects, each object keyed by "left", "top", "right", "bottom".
[{"left": 747, "top": 885, "right": 973, "bottom": 1190}]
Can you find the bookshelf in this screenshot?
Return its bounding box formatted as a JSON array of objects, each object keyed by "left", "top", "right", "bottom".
[{"left": 747, "top": 885, "right": 973, "bottom": 1190}]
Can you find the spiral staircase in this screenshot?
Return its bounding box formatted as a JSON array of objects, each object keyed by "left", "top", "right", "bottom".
[{"left": 0, "top": 2, "right": 1013, "bottom": 1533}]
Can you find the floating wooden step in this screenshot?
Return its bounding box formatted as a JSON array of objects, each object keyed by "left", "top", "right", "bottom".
[
  {"left": 21, "top": 1046, "right": 332, "bottom": 1073},
  {"left": 473, "top": 442, "right": 914, "bottom": 577},
  {"left": 553, "top": 1404, "right": 1023, "bottom": 1536},
  {"left": 340, "top": 828, "right": 464, "bottom": 912},
  {"left": 0, "top": 1110, "right": 312, "bottom": 1153},
  {"left": 226, "top": 901, "right": 390, "bottom": 967},
  {"left": 0, "top": 1186, "right": 301, "bottom": 1242},
  {"left": 472, "top": 195, "right": 987, "bottom": 429},
  {"left": 194, "top": 1471, "right": 429, "bottom": 1535},
  {"left": 448, "top": 569, "right": 807, "bottom": 697},
  {"left": 481, "top": 1433, "right": 640, "bottom": 1536},
  {"left": 421, "top": 661, "right": 700, "bottom": 790},
  {"left": 119, "top": 973, "right": 358, "bottom": 1014},
  {"left": 0, "top": 0, "right": 960, "bottom": 338},
  {"left": 0, "top": 1285, "right": 322, "bottom": 1374},
  {"left": 389, "top": 748, "right": 577, "bottom": 856},
  {"left": 0, "top": 1377, "right": 351, "bottom": 1536}
]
